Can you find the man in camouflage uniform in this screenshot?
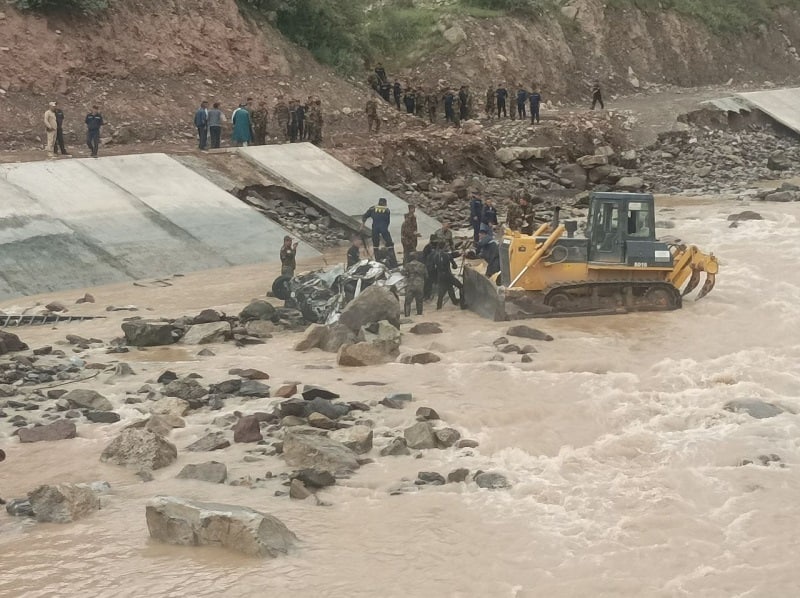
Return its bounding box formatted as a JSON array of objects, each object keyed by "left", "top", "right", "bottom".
[
  {"left": 426, "top": 90, "right": 438, "bottom": 123},
  {"left": 415, "top": 89, "right": 427, "bottom": 120},
  {"left": 251, "top": 101, "right": 269, "bottom": 145},
  {"left": 402, "top": 254, "right": 427, "bottom": 317},
  {"left": 366, "top": 98, "right": 380, "bottom": 134},
  {"left": 506, "top": 194, "right": 531, "bottom": 233},
  {"left": 273, "top": 97, "right": 290, "bottom": 142},
  {"left": 401, "top": 206, "right": 418, "bottom": 264},
  {"left": 433, "top": 221, "right": 455, "bottom": 251},
  {"left": 485, "top": 85, "right": 496, "bottom": 119},
  {"left": 466, "top": 85, "right": 475, "bottom": 120}
]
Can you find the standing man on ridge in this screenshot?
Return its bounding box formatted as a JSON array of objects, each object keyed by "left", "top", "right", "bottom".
[
  {"left": 44, "top": 101, "right": 58, "bottom": 159},
  {"left": 194, "top": 100, "right": 209, "bottom": 150},
  {"left": 85, "top": 105, "right": 103, "bottom": 158},
  {"left": 53, "top": 101, "right": 69, "bottom": 156}
]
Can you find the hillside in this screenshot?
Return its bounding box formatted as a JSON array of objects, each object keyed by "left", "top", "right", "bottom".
[{"left": 1, "top": 0, "right": 799, "bottom": 148}]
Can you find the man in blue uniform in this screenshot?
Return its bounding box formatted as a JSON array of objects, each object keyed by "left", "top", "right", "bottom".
[
  {"left": 361, "top": 197, "right": 398, "bottom": 268},
  {"left": 85, "top": 105, "right": 104, "bottom": 158},
  {"left": 529, "top": 89, "right": 542, "bottom": 124},
  {"left": 469, "top": 192, "right": 483, "bottom": 247}
]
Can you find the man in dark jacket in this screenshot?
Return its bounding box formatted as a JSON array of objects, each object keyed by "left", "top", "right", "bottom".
[
  {"left": 361, "top": 197, "right": 397, "bottom": 268},
  {"left": 458, "top": 86, "right": 469, "bottom": 121},
  {"left": 280, "top": 235, "right": 299, "bottom": 277},
  {"left": 477, "top": 229, "right": 501, "bottom": 279},
  {"left": 482, "top": 198, "right": 498, "bottom": 231},
  {"left": 85, "top": 105, "right": 103, "bottom": 158},
  {"left": 496, "top": 85, "right": 508, "bottom": 118},
  {"left": 52, "top": 102, "right": 68, "bottom": 155},
  {"left": 443, "top": 90, "right": 455, "bottom": 123},
  {"left": 402, "top": 254, "right": 427, "bottom": 317},
  {"left": 393, "top": 81, "right": 402, "bottom": 111},
  {"left": 469, "top": 193, "right": 483, "bottom": 247},
  {"left": 434, "top": 246, "right": 463, "bottom": 310},
  {"left": 528, "top": 89, "right": 542, "bottom": 124},
  {"left": 346, "top": 235, "right": 363, "bottom": 268},
  {"left": 516, "top": 87, "right": 528, "bottom": 119},
  {"left": 194, "top": 101, "right": 209, "bottom": 150}
]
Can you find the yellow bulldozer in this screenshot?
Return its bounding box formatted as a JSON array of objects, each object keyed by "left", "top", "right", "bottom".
[{"left": 463, "top": 192, "right": 719, "bottom": 320}]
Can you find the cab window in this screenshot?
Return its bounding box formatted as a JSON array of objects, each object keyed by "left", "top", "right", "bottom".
[{"left": 626, "top": 201, "right": 651, "bottom": 238}]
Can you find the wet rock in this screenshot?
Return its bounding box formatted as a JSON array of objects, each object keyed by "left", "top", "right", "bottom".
[
  {"left": 33, "top": 345, "right": 53, "bottom": 356},
  {"left": 520, "top": 345, "right": 538, "bottom": 354},
  {"left": 157, "top": 370, "right": 178, "bottom": 385},
  {"left": 500, "top": 344, "right": 521, "bottom": 354},
  {"left": 121, "top": 320, "right": 176, "bottom": 347},
  {"left": 275, "top": 384, "right": 298, "bottom": 398},
  {"left": 409, "top": 322, "right": 442, "bottom": 335},
  {"left": 308, "top": 412, "right": 338, "bottom": 430},
  {"left": 447, "top": 468, "right": 470, "bottom": 483},
  {"left": 556, "top": 163, "right": 587, "bottom": 190},
  {"left": 280, "top": 398, "right": 308, "bottom": 418},
  {"left": 86, "top": 411, "right": 121, "bottom": 424},
  {"left": 321, "top": 322, "right": 360, "bottom": 353},
  {"left": 239, "top": 380, "right": 271, "bottom": 398},
  {"left": 767, "top": 151, "right": 791, "bottom": 171},
  {"left": 283, "top": 430, "right": 359, "bottom": 472},
  {"left": 399, "top": 351, "right": 441, "bottom": 365},
  {"left": 289, "top": 479, "right": 313, "bottom": 500},
  {"left": 210, "top": 379, "right": 242, "bottom": 395},
  {"left": 146, "top": 496, "right": 298, "bottom": 558},
  {"left": 302, "top": 385, "right": 339, "bottom": 401},
  {"left": 338, "top": 341, "right": 392, "bottom": 367},
  {"left": 294, "top": 324, "right": 328, "bottom": 351},
  {"left": 338, "top": 286, "right": 401, "bottom": 332},
  {"left": 417, "top": 471, "right": 446, "bottom": 485},
  {"left": 164, "top": 378, "right": 208, "bottom": 402},
  {"left": 404, "top": 422, "right": 437, "bottom": 450},
  {"left": 45, "top": 301, "right": 67, "bottom": 312},
  {"left": 615, "top": 176, "right": 645, "bottom": 191},
  {"left": 363, "top": 320, "right": 401, "bottom": 354},
  {"left": 76, "top": 293, "right": 96, "bottom": 304},
  {"left": 348, "top": 401, "right": 371, "bottom": 412},
  {"left": 305, "top": 397, "right": 348, "bottom": 420},
  {"left": 18, "top": 419, "right": 76, "bottom": 443},
  {"left": 244, "top": 320, "right": 277, "bottom": 338},
  {"left": 435, "top": 427, "right": 461, "bottom": 448},
  {"left": 380, "top": 397, "right": 406, "bottom": 409},
  {"left": 6, "top": 498, "right": 34, "bottom": 517},
  {"left": 291, "top": 468, "right": 336, "bottom": 488},
  {"left": 416, "top": 406, "right": 440, "bottom": 421},
  {"left": 101, "top": 428, "right": 177, "bottom": 470},
  {"left": 330, "top": 425, "right": 373, "bottom": 454},
  {"left": 724, "top": 399, "right": 785, "bottom": 419},
  {"left": 474, "top": 471, "right": 511, "bottom": 489},
  {"left": 521, "top": 354, "right": 534, "bottom": 363},
  {"left": 186, "top": 432, "right": 230, "bottom": 452},
  {"left": 192, "top": 309, "right": 224, "bottom": 324},
  {"left": 28, "top": 483, "right": 101, "bottom": 523},
  {"left": 728, "top": 211, "right": 763, "bottom": 222},
  {"left": 0, "top": 331, "right": 28, "bottom": 355},
  {"left": 506, "top": 325, "right": 553, "bottom": 341},
  {"left": 233, "top": 415, "right": 263, "bottom": 443},
  {"left": 281, "top": 415, "right": 307, "bottom": 427},
  {"left": 229, "top": 368, "right": 270, "bottom": 381},
  {"left": 64, "top": 389, "right": 113, "bottom": 411},
  {"left": 150, "top": 397, "right": 191, "bottom": 418},
  {"left": 180, "top": 322, "right": 231, "bottom": 345},
  {"left": 456, "top": 439, "right": 479, "bottom": 449},
  {"left": 380, "top": 437, "right": 411, "bottom": 456},
  {"left": 764, "top": 191, "right": 794, "bottom": 202},
  {"left": 145, "top": 414, "right": 185, "bottom": 437},
  {"left": 177, "top": 461, "right": 228, "bottom": 484},
  {"left": 239, "top": 300, "right": 277, "bottom": 323}
]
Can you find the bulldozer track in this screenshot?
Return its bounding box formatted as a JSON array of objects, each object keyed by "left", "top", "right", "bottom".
[{"left": 542, "top": 279, "right": 682, "bottom": 316}]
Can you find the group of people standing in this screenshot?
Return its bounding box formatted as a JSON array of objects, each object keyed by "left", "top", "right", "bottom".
[
  {"left": 485, "top": 84, "right": 542, "bottom": 124},
  {"left": 193, "top": 96, "right": 324, "bottom": 150},
  {"left": 42, "top": 101, "right": 104, "bottom": 159}
]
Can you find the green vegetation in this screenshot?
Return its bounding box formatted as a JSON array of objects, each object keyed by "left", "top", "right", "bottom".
[
  {"left": 606, "top": 0, "right": 800, "bottom": 34},
  {"left": 11, "top": 0, "right": 109, "bottom": 14}
]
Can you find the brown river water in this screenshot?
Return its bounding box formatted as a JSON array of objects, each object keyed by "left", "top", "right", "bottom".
[{"left": 1, "top": 198, "right": 799, "bottom": 597}]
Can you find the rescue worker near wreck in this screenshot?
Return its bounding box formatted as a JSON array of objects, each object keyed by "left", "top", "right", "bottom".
[
  {"left": 402, "top": 253, "right": 427, "bottom": 317},
  {"left": 280, "top": 235, "right": 299, "bottom": 277},
  {"left": 434, "top": 243, "right": 463, "bottom": 310},
  {"left": 361, "top": 197, "right": 398, "bottom": 268},
  {"left": 476, "top": 229, "right": 501, "bottom": 279},
  {"left": 433, "top": 221, "right": 455, "bottom": 252},
  {"left": 506, "top": 194, "right": 531, "bottom": 233},
  {"left": 401, "top": 205, "right": 418, "bottom": 264},
  {"left": 469, "top": 192, "right": 483, "bottom": 247},
  {"left": 347, "top": 235, "right": 363, "bottom": 268}
]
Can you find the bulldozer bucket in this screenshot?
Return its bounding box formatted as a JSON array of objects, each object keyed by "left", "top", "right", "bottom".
[
  {"left": 682, "top": 269, "right": 701, "bottom": 297},
  {"left": 463, "top": 265, "right": 507, "bottom": 321},
  {"left": 697, "top": 272, "right": 716, "bottom": 300}
]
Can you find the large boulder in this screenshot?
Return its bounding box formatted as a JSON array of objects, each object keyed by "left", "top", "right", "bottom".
[
  {"left": 63, "top": 389, "right": 113, "bottom": 411},
  {"left": 767, "top": 151, "right": 791, "bottom": 171},
  {"left": 475, "top": 471, "right": 511, "bottom": 489},
  {"left": 0, "top": 330, "right": 28, "bottom": 355},
  {"left": 233, "top": 415, "right": 263, "bottom": 443},
  {"left": 176, "top": 461, "right": 228, "bottom": 484},
  {"left": 239, "top": 300, "right": 277, "bottom": 323},
  {"left": 101, "top": 428, "right": 177, "bottom": 470},
  {"left": 282, "top": 430, "right": 360, "bottom": 472},
  {"left": 186, "top": 432, "right": 230, "bottom": 452},
  {"left": 294, "top": 324, "right": 329, "bottom": 351},
  {"left": 28, "top": 483, "right": 101, "bottom": 523},
  {"left": 615, "top": 176, "right": 645, "bottom": 191},
  {"left": 180, "top": 322, "right": 232, "bottom": 345},
  {"left": 146, "top": 496, "right": 297, "bottom": 558},
  {"left": 556, "top": 164, "right": 587, "bottom": 190},
  {"left": 18, "top": 420, "right": 77, "bottom": 443},
  {"left": 495, "top": 146, "right": 549, "bottom": 165},
  {"left": 409, "top": 322, "right": 442, "bottom": 335},
  {"left": 506, "top": 325, "right": 553, "bottom": 341},
  {"left": 164, "top": 378, "right": 208, "bottom": 402},
  {"left": 724, "top": 399, "right": 785, "bottom": 419},
  {"left": 321, "top": 322, "right": 361, "bottom": 352},
  {"left": 399, "top": 351, "right": 441, "bottom": 365},
  {"left": 338, "top": 286, "right": 401, "bottom": 332},
  {"left": 330, "top": 425, "right": 373, "bottom": 455},
  {"left": 338, "top": 341, "right": 393, "bottom": 367},
  {"left": 122, "top": 320, "right": 177, "bottom": 347},
  {"left": 404, "top": 422, "right": 437, "bottom": 450}
]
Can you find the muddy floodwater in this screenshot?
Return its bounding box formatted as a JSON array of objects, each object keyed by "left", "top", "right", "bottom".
[{"left": 1, "top": 198, "right": 799, "bottom": 597}]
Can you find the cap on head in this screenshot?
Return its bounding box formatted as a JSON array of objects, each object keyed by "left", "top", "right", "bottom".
[
  {"left": 284, "top": 235, "right": 292, "bottom": 242},
  {"left": 49, "top": 101, "right": 56, "bottom": 107},
  {"left": 378, "top": 198, "right": 387, "bottom": 206}
]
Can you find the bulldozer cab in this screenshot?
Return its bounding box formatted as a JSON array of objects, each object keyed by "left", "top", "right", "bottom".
[{"left": 587, "top": 193, "right": 660, "bottom": 265}]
